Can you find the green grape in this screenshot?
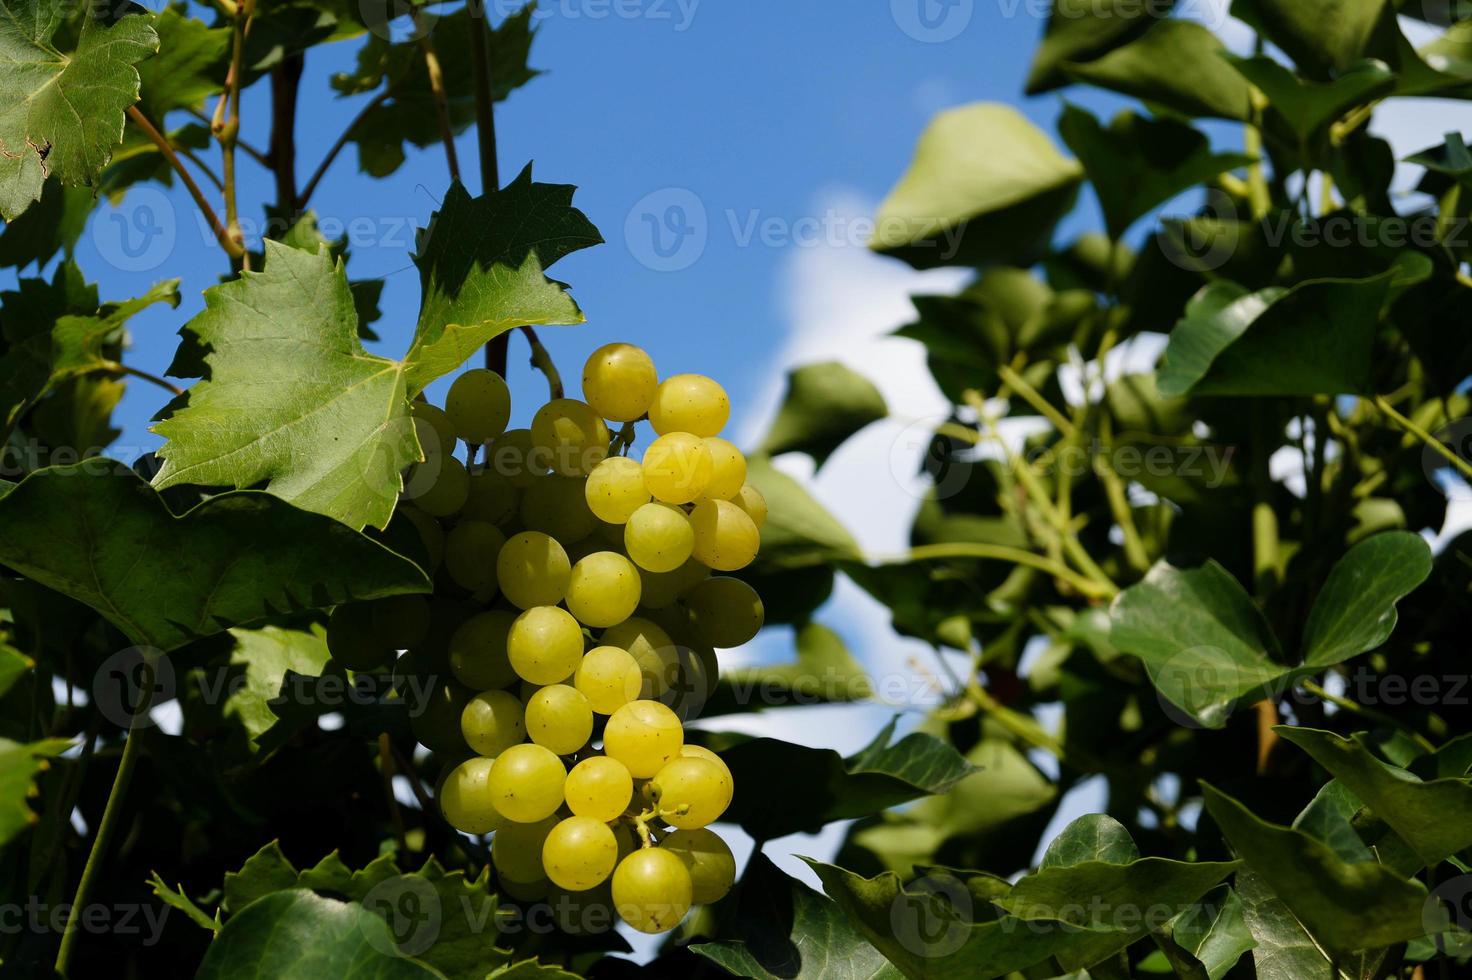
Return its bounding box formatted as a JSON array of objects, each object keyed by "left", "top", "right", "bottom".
[
  {"left": 394, "top": 505, "right": 445, "bottom": 571},
  {"left": 573, "top": 646, "right": 643, "bottom": 714},
  {"left": 410, "top": 679, "right": 473, "bottom": 755},
  {"left": 488, "top": 428, "right": 549, "bottom": 489},
  {"left": 680, "top": 744, "right": 732, "bottom": 784},
  {"left": 507, "top": 606, "right": 585, "bottom": 684},
  {"left": 648, "top": 374, "right": 729, "bottom": 437},
  {"left": 689, "top": 498, "right": 760, "bottom": 571},
  {"left": 519, "top": 474, "right": 597, "bottom": 541},
  {"left": 637, "top": 559, "right": 709, "bottom": 610},
  {"left": 488, "top": 743, "right": 567, "bottom": 823},
  {"left": 599, "top": 617, "right": 675, "bottom": 698},
  {"left": 661, "top": 828, "right": 736, "bottom": 904},
  {"left": 525, "top": 684, "right": 594, "bottom": 755},
  {"left": 463, "top": 467, "right": 521, "bottom": 525},
  {"left": 411, "top": 453, "right": 471, "bottom": 517},
  {"left": 564, "top": 755, "right": 634, "bottom": 821},
  {"left": 565, "top": 552, "right": 642, "bottom": 627},
  {"left": 731, "top": 483, "right": 767, "bottom": 529},
  {"left": 582, "top": 343, "right": 658, "bottom": 423},
  {"left": 531, "top": 398, "right": 610, "bottom": 477},
  {"left": 585, "top": 457, "right": 650, "bottom": 524},
  {"left": 439, "top": 757, "right": 508, "bottom": 834},
  {"left": 444, "top": 520, "right": 507, "bottom": 596},
  {"left": 446, "top": 368, "right": 512, "bottom": 445},
  {"left": 624, "top": 503, "right": 695, "bottom": 573},
  {"left": 370, "top": 595, "right": 432, "bottom": 650},
  {"left": 326, "top": 602, "right": 396, "bottom": 672},
  {"left": 641, "top": 433, "right": 713, "bottom": 505},
  {"left": 492, "top": 815, "right": 559, "bottom": 882},
  {"left": 603, "top": 700, "right": 683, "bottom": 778},
  {"left": 542, "top": 815, "right": 618, "bottom": 891},
  {"left": 448, "top": 610, "right": 517, "bottom": 690},
  {"left": 701, "top": 437, "right": 746, "bottom": 501},
  {"left": 648, "top": 756, "right": 732, "bottom": 829},
  {"left": 611, "top": 848, "right": 692, "bottom": 934},
  {"left": 461, "top": 689, "right": 527, "bottom": 756},
  {"left": 496, "top": 531, "right": 571, "bottom": 609},
  {"left": 685, "top": 577, "right": 765, "bottom": 648},
  {"left": 412, "top": 402, "right": 459, "bottom": 466}
]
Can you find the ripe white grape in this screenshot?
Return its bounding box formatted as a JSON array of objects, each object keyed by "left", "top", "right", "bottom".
[
  {"left": 461, "top": 689, "right": 527, "bottom": 757},
  {"left": 585, "top": 457, "right": 650, "bottom": 524},
  {"left": 487, "top": 428, "right": 549, "bottom": 489},
  {"left": 564, "top": 756, "right": 634, "bottom": 821},
  {"left": 573, "top": 646, "right": 643, "bottom": 714},
  {"left": 445, "top": 369, "right": 512, "bottom": 445},
  {"left": 661, "top": 828, "right": 736, "bottom": 904},
  {"left": 685, "top": 577, "right": 765, "bottom": 648},
  {"left": 636, "top": 559, "right": 709, "bottom": 609},
  {"left": 439, "top": 757, "right": 507, "bottom": 835},
  {"left": 611, "top": 848, "right": 692, "bottom": 934},
  {"left": 689, "top": 498, "right": 760, "bottom": 571},
  {"left": 531, "top": 398, "right": 610, "bottom": 477},
  {"left": 701, "top": 437, "right": 746, "bottom": 501},
  {"left": 566, "top": 552, "right": 642, "bottom": 627},
  {"left": 410, "top": 453, "right": 470, "bottom": 517},
  {"left": 488, "top": 743, "right": 566, "bottom": 823},
  {"left": 599, "top": 618, "right": 675, "bottom": 698},
  {"left": 412, "top": 402, "right": 459, "bottom": 463},
  {"left": 679, "top": 744, "right": 733, "bottom": 784},
  {"left": 603, "top": 700, "right": 683, "bottom": 778},
  {"left": 624, "top": 503, "right": 695, "bottom": 573},
  {"left": 448, "top": 609, "right": 518, "bottom": 690},
  {"left": 520, "top": 474, "right": 598, "bottom": 542},
  {"left": 582, "top": 343, "right": 658, "bottom": 422},
  {"left": 497, "top": 531, "right": 571, "bottom": 609},
  {"left": 507, "top": 606, "right": 585, "bottom": 685},
  {"left": 542, "top": 816, "right": 619, "bottom": 891},
  {"left": 648, "top": 374, "right": 729, "bottom": 437},
  {"left": 642, "top": 433, "right": 713, "bottom": 504},
  {"left": 731, "top": 483, "right": 767, "bottom": 528},
  {"left": 648, "top": 756, "right": 732, "bottom": 829},
  {"left": 492, "top": 815, "right": 559, "bottom": 882},
  {"left": 444, "top": 520, "right": 506, "bottom": 597},
  {"left": 525, "top": 684, "right": 594, "bottom": 755}
]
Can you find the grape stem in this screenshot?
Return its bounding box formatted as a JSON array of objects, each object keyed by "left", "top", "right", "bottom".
[
  {"left": 609, "top": 421, "right": 638, "bottom": 456},
  {"left": 633, "top": 808, "right": 659, "bottom": 848},
  {"left": 519, "top": 327, "right": 563, "bottom": 400}
]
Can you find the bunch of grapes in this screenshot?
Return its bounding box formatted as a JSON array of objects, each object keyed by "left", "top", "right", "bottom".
[{"left": 326, "top": 343, "right": 766, "bottom": 935}]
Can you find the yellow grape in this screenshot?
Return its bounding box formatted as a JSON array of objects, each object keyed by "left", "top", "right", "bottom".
[
  {"left": 603, "top": 700, "right": 683, "bottom": 777},
  {"left": 439, "top": 757, "right": 507, "bottom": 835},
  {"left": 445, "top": 368, "right": 512, "bottom": 445},
  {"left": 492, "top": 815, "right": 559, "bottom": 882},
  {"left": 585, "top": 457, "right": 650, "bottom": 524},
  {"left": 648, "top": 756, "right": 732, "bottom": 829},
  {"left": 525, "top": 684, "right": 594, "bottom": 755},
  {"left": 496, "top": 531, "right": 571, "bottom": 609},
  {"left": 599, "top": 617, "right": 675, "bottom": 698},
  {"left": 685, "top": 577, "right": 765, "bottom": 648},
  {"left": 611, "top": 848, "right": 692, "bottom": 934},
  {"left": 326, "top": 603, "right": 396, "bottom": 672},
  {"left": 507, "top": 606, "right": 585, "bottom": 685},
  {"left": 520, "top": 474, "right": 597, "bottom": 542},
  {"left": 461, "top": 689, "right": 527, "bottom": 757},
  {"left": 642, "top": 433, "right": 713, "bottom": 504},
  {"left": 395, "top": 505, "right": 445, "bottom": 572},
  {"left": 542, "top": 815, "right": 619, "bottom": 891},
  {"left": 701, "top": 438, "right": 746, "bottom": 501},
  {"left": 680, "top": 744, "right": 733, "bottom": 785},
  {"left": 661, "top": 828, "right": 736, "bottom": 904},
  {"left": 582, "top": 343, "right": 658, "bottom": 422},
  {"left": 564, "top": 756, "right": 634, "bottom": 821},
  {"left": 412, "top": 402, "right": 459, "bottom": 462},
  {"left": 463, "top": 467, "right": 521, "bottom": 526},
  {"left": 624, "top": 503, "right": 695, "bottom": 573},
  {"left": 444, "top": 520, "right": 507, "bottom": 597},
  {"left": 487, "top": 428, "right": 548, "bottom": 489},
  {"left": 488, "top": 743, "right": 566, "bottom": 822},
  {"left": 566, "top": 552, "right": 642, "bottom": 627},
  {"left": 689, "top": 499, "right": 760, "bottom": 571},
  {"left": 648, "top": 374, "right": 729, "bottom": 438},
  {"left": 731, "top": 483, "right": 767, "bottom": 528},
  {"left": 573, "top": 646, "right": 643, "bottom": 714},
  {"left": 448, "top": 609, "right": 517, "bottom": 690},
  {"left": 531, "top": 398, "right": 610, "bottom": 477},
  {"left": 410, "top": 454, "right": 470, "bottom": 517}
]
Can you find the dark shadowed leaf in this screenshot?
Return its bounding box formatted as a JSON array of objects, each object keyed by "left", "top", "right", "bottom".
[
  {"left": 1227, "top": 56, "right": 1395, "bottom": 147},
  {"left": 759, "top": 362, "right": 887, "bottom": 468},
  {"left": 1026, "top": 0, "right": 1176, "bottom": 94},
  {"left": 1299, "top": 531, "right": 1431, "bottom": 666},
  {"left": 0, "top": 736, "right": 72, "bottom": 847}
]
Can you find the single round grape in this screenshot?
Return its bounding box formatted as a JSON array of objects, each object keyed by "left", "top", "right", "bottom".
[
  {"left": 497, "top": 531, "right": 571, "bottom": 609},
  {"left": 409, "top": 679, "right": 473, "bottom": 755},
  {"left": 448, "top": 609, "right": 517, "bottom": 690},
  {"left": 648, "top": 756, "right": 732, "bottom": 829},
  {"left": 394, "top": 505, "right": 445, "bottom": 571},
  {"left": 585, "top": 457, "right": 650, "bottom": 524},
  {"left": 600, "top": 617, "right": 676, "bottom": 698},
  {"left": 507, "top": 606, "right": 585, "bottom": 685},
  {"left": 488, "top": 428, "right": 549, "bottom": 489},
  {"left": 642, "top": 433, "right": 713, "bottom": 505},
  {"left": 624, "top": 503, "right": 695, "bottom": 573},
  {"left": 685, "top": 577, "right": 765, "bottom": 648},
  {"left": 411, "top": 453, "right": 470, "bottom": 517},
  {"left": 525, "top": 684, "right": 594, "bottom": 755},
  {"left": 520, "top": 474, "right": 597, "bottom": 542},
  {"left": 566, "top": 552, "right": 642, "bottom": 628},
  {"left": 370, "top": 595, "right": 432, "bottom": 650},
  {"left": 462, "top": 689, "right": 527, "bottom": 757},
  {"left": 574, "top": 646, "right": 643, "bottom": 715},
  {"left": 611, "top": 848, "right": 692, "bottom": 934},
  {"left": 542, "top": 815, "right": 618, "bottom": 891},
  {"left": 463, "top": 468, "right": 520, "bottom": 526},
  {"left": 492, "top": 815, "right": 559, "bottom": 882},
  {"left": 564, "top": 756, "right": 634, "bottom": 821},
  {"left": 637, "top": 559, "right": 709, "bottom": 610},
  {"left": 689, "top": 499, "right": 760, "bottom": 571},
  {"left": 582, "top": 343, "right": 658, "bottom": 422},
  {"left": 326, "top": 602, "right": 396, "bottom": 672},
  {"left": 648, "top": 374, "right": 729, "bottom": 438},
  {"left": 661, "top": 828, "right": 736, "bottom": 904},
  {"left": 531, "top": 398, "right": 610, "bottom": 477},
  {"left": 439, "top": 757, "right": 508, "bottom": 835},
  {"left": 680, "top": 744, "right": 733, "bottom": 785},
  {"left": 604, "top": 700, "right": 683, "bottom": 778},
  {"left": 488, "top": 743, "right": 567, "bottom": 823},
  {"left": 444, "top": 520, "right": 507, "bottom": 596},
  {"left": 701, "top": 437, "right": 746, "bottom": 501},
  {"left": 412, "top": 402, "right": 459, "bottom": 463},
  {"left": 446, "top": 369, "right": 512, "bottom": 445},
  {"left": 731, "top": 483, "right": 767, "bottom": 529}
]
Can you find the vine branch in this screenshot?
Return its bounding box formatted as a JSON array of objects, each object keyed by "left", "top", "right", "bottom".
[
  {"left": 298, "top": 90, "right": 391, "bottom": 208},
  {"left": 519, "top": 327, "right": 563, "bottom": 400},
  {"left": 416, "top": 12, "right": 461, "bottom": 184},
  {"left": 126, "top": 106, "right": 241, "bottom": 259}
]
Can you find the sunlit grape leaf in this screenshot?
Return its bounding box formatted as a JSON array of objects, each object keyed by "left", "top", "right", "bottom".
[
  {"left": 136, "top": 6, "right": 229, "bottom": 120},
  {"left": 1064, "top": 21, "right": 1254, "bottom": 121},
  {"left": 0, "top": 1, "right": 159, "bottom": 219},
  {"left": 1299, "top": 531, "right": 1431, "bottom": 666},
  {"left": 0, "top": 736, "right": 72, "bottom": 847},
  {"left": 0, "top": 179, "right": 91, "bottom": 270},
  {"left": 0, "top": 464, "right": 430, "bottom": 652},
  {"left": 758, "top": 362, "right": 886, "bottom": 468},
  {"left": 1026, "top": 0, "right": 1176, "bottom": 94}
]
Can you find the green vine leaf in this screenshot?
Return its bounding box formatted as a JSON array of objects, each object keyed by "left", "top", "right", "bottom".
[
  {"left": 1299, "top": 530, "right": 1432, "bottom": 667},
  {"left": 1025, "top": 0, "right": 1176, "bottom": 95},
  {"left": 704, "top": 621, "right": 872, "bottom": 716},
  {"left": 1063, "top": 21, "right": 1254, "bottom": 121},
  {"left": 1229, "top": 0, "right": 1390, "bottom": 80},
  {"left": 1226, "top": 56, "right": 1395, "bottom": 148},
  {"left": 0, "top": 736, "right": 73, "bottom": 848},
  {"left": 758, "top": 361, "right": 887, "bottom": 468},
  {"left": 136, "top": 6, "right": 230, "bottom": 120}
]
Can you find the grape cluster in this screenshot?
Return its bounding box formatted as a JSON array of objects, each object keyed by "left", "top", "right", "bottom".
[{"left": 326, "top": 343, "right": 765, "bottom": 935}]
